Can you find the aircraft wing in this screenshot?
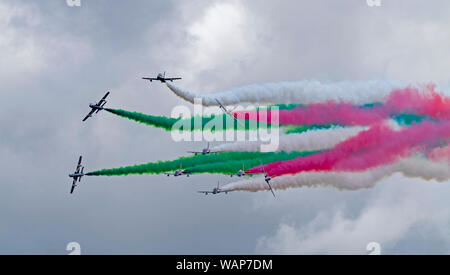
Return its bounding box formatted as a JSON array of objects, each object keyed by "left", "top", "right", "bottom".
[
  {"left": 100, "top": 92, "right": 110, "bottom": 101},
  {"left": 187, "top": 151, "right": 201, "bottom": 154},
  {"left": 215, "top": 99, "right": 233, "bottom": 114},
  {"left": 266, "top": 181, "right": 276, "bottom": 198},
  {"left": 165, "top": 77, "right": 182, "bottom": 81},
  {"left": 198, "top": 191, "right": 213, "bottom": 194},
  {"left": 142, "top": 77, "right": 157, "bottom": 81},
  {"left": 77, "top": 156, "right": 82, "bottom": 166},
  {"left": 82, "top": 109, "right": 96, "bottom": 121},
  {"left": 215, "top": 98, "right": 243, "bottom": 124},
  {"left": 70, "top": 179, "right": 77, "bottom": 194}
]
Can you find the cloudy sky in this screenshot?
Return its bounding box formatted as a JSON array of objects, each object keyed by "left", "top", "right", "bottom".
[{"left": 1, "top": 0, "right": 450, "bottom": 254}]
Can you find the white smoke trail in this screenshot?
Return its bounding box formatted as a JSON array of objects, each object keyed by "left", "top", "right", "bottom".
[
  {"left": 211, "top": 126, "right": 366, "bottom": 152},
  {"left": 165, "top": 80, "right": 447, "bottom": 106},
  {"left": 221, "top": 158, "right": 450, "bottom": 192}
]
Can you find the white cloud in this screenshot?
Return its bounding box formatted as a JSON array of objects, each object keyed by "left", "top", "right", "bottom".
[
  {"left": 256, "top": 174, "right": 450, "bottom": 254},
  {"left": 185, "top": 1, "right": 253, "bottom": 71},
  {"left": 145, "top": 0, "right": 267, "bottom": 89}
]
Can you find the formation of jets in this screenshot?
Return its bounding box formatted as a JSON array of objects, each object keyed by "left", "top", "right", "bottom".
[{"left": 69, "top": 72, "right": 276, "bottom": 197}]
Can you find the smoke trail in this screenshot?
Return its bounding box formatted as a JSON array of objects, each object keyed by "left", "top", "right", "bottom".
[
  {"left": 391, "top": 113, "right": 431, "bottom": 126},
  {"left": 87, "top": 152, "right": 272, "bottom": 176},
  {"left": 234, "top": 102, "right": 389, "bottom": 126},
  {"left": 428, "top": 145, "right": 450, "bottom": 162},
  {"left": 233, "top": 85, "right": 448, "bottom": 126},
  {"left": 222, "top": 157, "right": 450, "bottom": 192},
  {"left": 85, "top": 151, "right": 318, "bottom": 176},
  {"left": 104, "top": 108, "right": 273, "bottom": 131},
  {"left": 283, "top": 124, "right": 338, "bottom": 134},
  {"left": 105, "top": 108, "right": 178, "bottom": 131},
  {"left": 210, "top": 126, "right": 366, "bottom": 152},
  {"left": 246, "top": 120, "right": 450, "bottom": 177},
  {"left": 165, "top": 80, "right": 442, "bottom": 106},
  {"left": 184, "top": 150, "right": 319, "bottom": 175},
  {"left": 387, "top": 85, "right": 450, "bottom": 120}
]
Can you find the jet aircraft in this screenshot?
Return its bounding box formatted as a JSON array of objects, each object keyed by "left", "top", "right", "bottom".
[
  {"left": 142, "top": 72, "right": 181, "bottom": 83},
  {"left": 68, "top": 156, "right": 85, "bottom": 194},
  {"left": 82, "top": 92, "right": 110, "bottom": 122}
]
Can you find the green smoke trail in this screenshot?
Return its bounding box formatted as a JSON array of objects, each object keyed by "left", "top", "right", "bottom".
[
  {"left": 283, "top": 124, "right": 339, "bottom": 134},
  {"left": 266, "top": 104, "right": 300, "bottom": 110},
  {"left": 105, "top": 107, "right": 431, "bottom": 134},
  {"left": 392, "top": 113, "right": 435, "bottom": 126},
  {"left": 184, "top": 150, "right": 319, "bottom": 175},
  {"left": 282, "top": 114, "right": 432, "bottom": 134},
  {"left": 105, "top": 108, "right": 278, "bottom": 132},
  {"left": 86, "top": 150, "right": 319, "bottom": 176}
]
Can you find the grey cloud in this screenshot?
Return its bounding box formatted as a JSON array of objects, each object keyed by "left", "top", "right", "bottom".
[{"left": 0, "top": 0, "right": 449, "bottom": 254}]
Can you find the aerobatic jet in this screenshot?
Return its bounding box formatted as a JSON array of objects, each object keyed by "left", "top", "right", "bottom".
[
  {"left": 68, "top": 156, "right": 85, "bottom": 194},
  {"left": 142, "top": 72, "right": 181, "bottom": 83},
  {"left": 230, "top": 164, "right": 249, "bottom": 177},
  {"left": 198, "top": 181, "right": 232, "bottom": 195},
  {"left": 164, "top": 163, "right": 190, "bottom": 177},
  {"left": 261, "top": 162, "right": 276, "bottom": 198},
  {"left": 82, "top": 92, "right": 110, "bottom": 121},
  {"left": 215, "top": 98, "right": 245, "bottom": 128},
  {"left": 187, "top": 142, "right": 222, "bottom": 156}
]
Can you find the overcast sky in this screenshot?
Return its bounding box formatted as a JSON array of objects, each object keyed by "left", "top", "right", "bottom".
[{"left": 1, "top": 0, "right": 450, "bottom": 254}]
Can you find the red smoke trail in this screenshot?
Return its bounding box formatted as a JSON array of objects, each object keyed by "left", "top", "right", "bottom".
[
  {"left": 233, "top": 85, "right": 450, "bottom": 125},
  {"left": 386, "top": 85, "right": 450, "bottom": 120},
  {"left": 246, "top": 121, "right": 450, "bottom": 177}
]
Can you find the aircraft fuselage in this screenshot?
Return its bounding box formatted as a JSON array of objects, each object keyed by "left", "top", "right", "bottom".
[{"left": 89, "top": 104, "right": 103, "bottom": 110}]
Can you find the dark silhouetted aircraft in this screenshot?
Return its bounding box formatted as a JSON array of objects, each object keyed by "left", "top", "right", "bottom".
[
  {"left": 142, "top": 72, "right": 181, "bottom": 83},
  {"left": 230, "top": 164, "right": 247, "bottom": 177},
  {"left": 198, "top": 181, "right": 232, "bottom": 195},
  {"left": 82, "top": 92, "right": 109, "bottom": 121},
  {"left": 215, "top": 98, "right": 244, "bottom": 127},
  {"left": 164, "top": 163, "right": 190, "bottom": 177},
  {"left": 188, "top": 142, "right": 222, "bottom": 156},
  {"left": 261, "top": 162, "right": 276, "bottom": 198},
  {"left": 68, "top": 156, "right": 85, "bottom": 194}
]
